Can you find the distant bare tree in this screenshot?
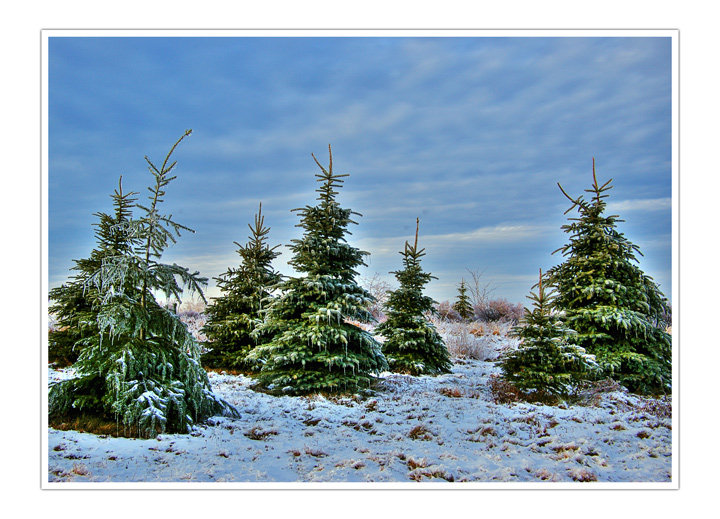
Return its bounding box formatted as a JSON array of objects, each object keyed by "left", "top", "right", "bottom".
[
  {"left": 361, "top": 273, "right": 394, "bottom": 321},
  {"left": 466, "top": 268, "right": 496, "bottom": 307}
]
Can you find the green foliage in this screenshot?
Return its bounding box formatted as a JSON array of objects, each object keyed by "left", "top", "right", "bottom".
[
  {"left": 499, "top": 269, "right": 598, "bottom": 397},
  {"left": 49, "top": 131, "right": 237, "bottom": 437},
  {"left": 201, "top": 203, "right": 282, "bottom": 370},
  {"left": 375, "top": 219, "right": 452, "bottom": 376},
  {"left": 247, "top": 145, "right": 387, "bottom": 393},
  {"left": 48, "top": 178, "right": 137, "bottom": 365},
  {"left": 452, "top": 279, "right": 474, "bottom": 321},
  {"left": 546, "top": 159, "right": 672, "bottom": 394}
]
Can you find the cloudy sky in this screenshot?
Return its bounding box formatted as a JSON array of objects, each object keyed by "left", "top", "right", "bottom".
[{"left": 48, "top": 35, "right": 672, "bottom": 305}]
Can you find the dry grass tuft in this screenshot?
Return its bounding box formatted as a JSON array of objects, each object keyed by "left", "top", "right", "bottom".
[
  {"left": 71, "top": 463, "right": 89, "bottom": 476},
  {"left": 406, "top": 457, "right": 428, "bottom": 470},
  {"left": 408, "top": 424, "right": 434, "bottom": 441},
  {"left": 534, "top": 468, "right": 558, "bottom": 481},
  {"left": 244, "top": 426, "right": 279, "bottom": 440},
  {"left": 304, "top": 447, "right": 328, "bottom": 458},
  {"left": 488, "top": 374, "right": 521, "bottom": 404},
  {"left": 439, "top": 387, "right": 463, "bottom": 398},
  {"left": 636, "top": 397, "right": 672, "bottom": 419},
  {"left": 569, "top": 468, "right": 598, "bottom": 482},
  {"left": 408, "top": 467, "right": 455, "bottom": 482}
]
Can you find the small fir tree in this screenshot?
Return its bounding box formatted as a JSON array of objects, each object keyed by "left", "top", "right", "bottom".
[
  {"left": 547, "top": 159, "right": 672, "bottom": 394},
  {"left": 375, "top": 219, "right": 452, "bottom": 375},
  {"left": 49, "top": 131, "right": 237, "bottom": 437},
  {"left": 201, "top": 202, "right": 282, "bottom": 370},
  {"left": 48, "top": 177, "right": 137, "bottom": 365},
  {"left": 452, "top": 279, "right": 474, "bottom": 321},
  {"left": 247, "top": 146, "right": 387, "bottom": 394},
  {"left": 499, "top": 269, "right": 597, "bottom": 397}
]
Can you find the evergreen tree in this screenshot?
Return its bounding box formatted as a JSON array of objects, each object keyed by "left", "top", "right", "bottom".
[
  {"left": 48, "top": 177, "right": 137, "bottom": 365},
  {"left": 546, "top": 159, "right": 672, "bottom": 394},
  {"left": 246, "top": 145, "right": 387, "bottom": 394},
  {"left": 375, "top": 219, "right": 452, "bottom": 375},
  {"left": 452, "top": 279, "right": 474, "bottom": 321},
  {"left": 499, "top": 269, "right": 597, "bottom": 397},
  {"left": 49, "top": 131, "right": 237, "bottom": 437},
  {"left": 201, "top": 202, "right": 282, "bottom": 370}
]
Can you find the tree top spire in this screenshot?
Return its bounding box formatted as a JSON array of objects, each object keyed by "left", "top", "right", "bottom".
[{"left": 414, "top": 217, "right": 419, "bottom": 251}]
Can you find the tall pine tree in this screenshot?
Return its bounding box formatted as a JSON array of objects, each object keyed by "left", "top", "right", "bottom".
[
  {"left": 547, "top": 159, "right": 672, "bottom": 394},
  {"left": 246, "top": 145, "right": 387, "bottom": 394},
  {"left": 49, "top": 131, "right": 237, "bottom": 437},
  {"left": 499, "top": 269, "right": 597, "bottom": 397},
  {"left": 375, "top": 219, "right": 452, "bottom": 375},
  {"left": 452, "top": 279, "right": 474, "bottom": 321},
  {"left": 201, "top": 202, "right": 282, "bottom": 370},
  {"left": 48, "top": 177, "right": 137, "bottom": 366}
]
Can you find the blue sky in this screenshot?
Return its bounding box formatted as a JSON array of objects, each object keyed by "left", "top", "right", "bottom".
[{"left": 48, "top": 36, "right": 672, "bottom": 305}]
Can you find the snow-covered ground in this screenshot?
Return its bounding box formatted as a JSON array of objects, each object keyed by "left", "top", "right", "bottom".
[{"left": 47, "top": 325, "right": 672, "bottom": 484}]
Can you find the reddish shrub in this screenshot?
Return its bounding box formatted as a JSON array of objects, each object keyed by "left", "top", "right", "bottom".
[{"left": 474, "top": 299, "right": 524, "bottom": 323}]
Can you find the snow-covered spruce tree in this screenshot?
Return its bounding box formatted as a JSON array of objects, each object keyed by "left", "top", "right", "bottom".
[
  {"left": 49, "top": 131, "right": 237, "bottom": 437},
  {"left": 375, "top": 219, "right": 452, "bottom": 375},
  {"left": 246, "top": 145, "right": 387, "bottom": 394},
  {"left": 48, "top": 177, "right": 137, "bottom": 366},
  {"left": 499, "top": 269, "right": 597, "bottom": 397},
  {"left": 546, "top": 159, "right": 672, "bottom": 394},
  {"left": 452, "top": 279, "right": 474, "bottom": 321},
  {"left": 201, "top": 202, "right": 282, "bottom": 370}
]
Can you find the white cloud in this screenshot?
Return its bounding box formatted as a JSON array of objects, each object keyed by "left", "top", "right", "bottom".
[
  {"left": 607, "top": 197, "right": 671, "bottom": 212},
  {"left": 357, "top": 223, "right": 554, "bottom": 255}
]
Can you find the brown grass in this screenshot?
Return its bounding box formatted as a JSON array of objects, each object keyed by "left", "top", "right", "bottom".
[
  {"left": 408, "top": 424, "right": 434, "bottom": 441},
  {"left": 71, "top": 463, "right": 89, "bottom": 476},
  {"left": 50, "top": 413, "right": 145, "bottom": 438},
  {"left": 406, "top": 457, "right": 428, "bottom": 470},
  {"left": 439, "top": 387, "right": 463, "bottom": 398},
  {"left": 304, "top": 447, "right": 328, "bottom": 458},
  {"left": 569, "top": 468, "right": 598, "bottom": 482},
  {"left": 488, "top": 374, "right": 521, "bottom": 404},
  {"left": 244, "top": 426, "right": 279, "bottom": 440}
]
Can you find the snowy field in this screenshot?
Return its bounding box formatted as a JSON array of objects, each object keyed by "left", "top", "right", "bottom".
[{"left": 46, "top": 323, "right": 672, "bottom": 485}]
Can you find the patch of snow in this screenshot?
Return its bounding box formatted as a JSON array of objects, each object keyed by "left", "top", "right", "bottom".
[{"left": 47, "top": 350, "right": 672, "bottom": 483}]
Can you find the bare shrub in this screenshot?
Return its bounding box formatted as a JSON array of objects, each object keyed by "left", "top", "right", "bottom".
[
  {"left": 474, "top": 298, "right": 524, "bottom": 323},
  {"left": 436, "top": 300, "right": 461, "bottom": 321}
]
